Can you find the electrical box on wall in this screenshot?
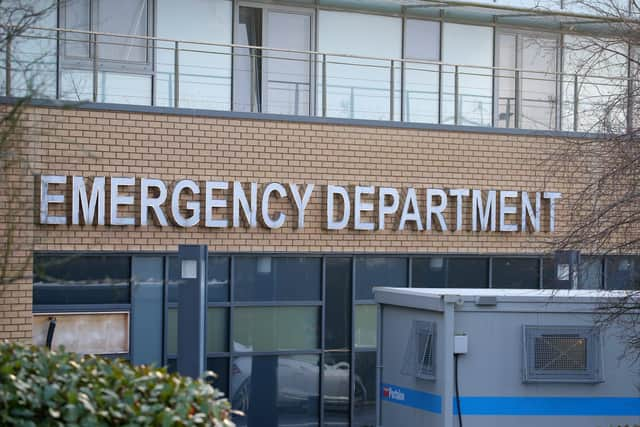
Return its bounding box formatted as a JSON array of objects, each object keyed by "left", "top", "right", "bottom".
[{"left": 454, "top": 334, "right": 468, "bottom": 354}]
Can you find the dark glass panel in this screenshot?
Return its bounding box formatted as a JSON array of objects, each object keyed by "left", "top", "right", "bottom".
[
  {"left": 33, "top": 254, "right": 130, "bottom": 305},
  {"left": 208, "top": 256, "right": 230, "bottom": 302},
  {"left": 606, "top": 256, "right": 640, "bottom": 290},
  {"left": 167, "top": 256, "right": 180, "bottom": 302},
  {"left": 132, "top": 256, "right": 163, "bottom": 283},
  {"left": 353, "top": 351, "right": 376, "bottom": 427},
  {"left": 323, "top": 352, "right": 350, "bottom": 425},
  {"left": 411, "top": 257, "right": 446, "bottom": 288},
  {"left": 233, "top": 257, "right": 321, "bottom": 301},
  {"left": 492, "top": 258, "right": 539, "bottom": 289},
  {"left": 231, "top": 354, "right": 320, "bottom": 427},
  {"left": 168, "top": 255, "right": 230, "bottom": 302},
  {"left": 325, "top": 258, "right": 352, "bottom": 350},
  {"left": 579, "top": 256, "right": 604, "bottom": 289},
  {"left": 355, "top": 257, "right": 407, "bottom": 300},
  {"left": 447, "top": 258, "right": 488, "bottom": 288},
  {"left": 542, "top": 257, "right": 574, "bottom": 289},
  {"left": 207, "top": 357, "right": 230, "bottom": 397}
]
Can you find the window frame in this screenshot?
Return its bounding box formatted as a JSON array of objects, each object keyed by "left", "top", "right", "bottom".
[
  {"left": 494, "top": 28, "right": 561, "bottom": 130},
  {"left": 522, "top": 325, "right": 604, "bottom": 383},
  {"left": 232, "top": 1, "right": 316, "bottom": 114},
  {"left": 60, "top": 0, "right": 154, "bottom": 74}
]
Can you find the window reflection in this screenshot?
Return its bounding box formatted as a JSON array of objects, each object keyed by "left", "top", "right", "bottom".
[
  {"left": 33, "top": 254, "right": 130, "bottom": 305},
  {"left": 492, "top": 258, "right": 540, "bottom": 289},
  {"left": 496, "top": 31, "right": 558, "bottom": 130},
  {"left": 412, "top": 257, "right": 488, "bottom": 288},
  {"left": 441, "top": 23, "right": 493, "bottom": 127},
  {"left": 324, "top": 352, "right": 350, "bottom": 423},
  {"left": 606, "top": 256, "right": 640, "bottom": 290},
  {"left": 354, "top": 351, "right": 376, "bottom": 427},
  {"left": 232, "top": 307, "right": 319, "bottom": 352},
  {"left": 234, "top": 6, "right": 312, "bottom": 115},
  {"left": 411, "top": 257, "right": 446, "bottom": 288},
  {"left": 234, "top": 257, "right": 321, "bottom": 301},
  {"left": 156, "top": 0, "right": 232, "bottom": 110},
  {"left": 167, "top": 307, "right": 228, "bottom": 355},
  {"left": 326, "top": 258, "right": 352, "bottom": 350},
  {"left": 318, "top": 11, "right": 402, "bottom": 121},
  {"left": 355, "top": 257, "right": 407, "bottom": 299},
  {"left": 403, "top": 19, "right": 440, "bottom": 123},
  {"left": 167, "top": 357, "right": 229, "bottom": 396},
  {"left": 231, "top": 355, "right": 320, "bottom": 427},
  {"left": 579, "top": 257, "right": 604, "bottom": 289},
  {"left": 355, "top": 305, "right": 377, "bottom": 348},
  {"left": 563, "top": 36, "right": 628, "bottom": 132}
]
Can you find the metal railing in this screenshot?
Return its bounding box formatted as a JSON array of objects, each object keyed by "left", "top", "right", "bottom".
[{"left": 1, "top": 26, "right": 634, "bottom": 133}]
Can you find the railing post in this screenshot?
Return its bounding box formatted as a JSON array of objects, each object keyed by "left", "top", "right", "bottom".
[
  {"left": 514, "top": 69, "right": 520, "bottom": 129},
  {"left": 322, "top": 53, "right": 327, "bottom": 118},
  {"left": 5, "top": 34, "right": 11, "bottom": 97},
  {"left": 350, "top": 87, "right": 355, "bottom": 119},
  {"left": 389, "top": 59, "right": 394, "bottom": 121},
  {"left": 249, "top": 50, "right": 255, "bottom": 112},
  {"left": 92, "top": 33, "right": 98, "bottom": 103},
  {"left": 400, "top": 59, "right": 405, "bottom": 122},
  {"left": 294, "top": 82, "right": 299, "bottom": 116},
  {"left": 573, "top": 73, "right": 579, "bottom": 132},
  {"left": 454, "top": 65, "right": 460, "bottom": 125},
  {"left": 174, "top": 41, "right": 180, "bottom": 108},
  {"left": 627, "top": 77, "right": 634, "bottom": 133},
  {"left": 438, "top": 63, "right": 443, "bottom": 124}
]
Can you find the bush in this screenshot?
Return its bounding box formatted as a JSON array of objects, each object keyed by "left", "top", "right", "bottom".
[{"left": 0, "top": 341, "right": 236, "bottom": 426}]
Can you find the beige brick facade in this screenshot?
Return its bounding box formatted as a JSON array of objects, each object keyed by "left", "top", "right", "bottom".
[{"left": 0, "top": 105, "right": 583, "bottom": 340}]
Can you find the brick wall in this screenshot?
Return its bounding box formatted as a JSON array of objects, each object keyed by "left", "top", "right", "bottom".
[{"left": 0, "top": 105, "right": 582, "bottom": 340}]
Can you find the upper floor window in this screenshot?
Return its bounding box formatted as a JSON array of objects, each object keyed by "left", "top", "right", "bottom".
[
  {"left": 62, "top": 0, "right": 151, "bottom": 66},
  {"left": 233, "top": 4, "right": 313, "bottom": 115},
  {"left": 317, "top": 10, "right": 402, "bottom": 121},
  {"left": 495, "top": 30, "right": 559, "bottom": 130},
  {"left": 441, "top": 23, "right": 493, "bottom": 127},
  {"left": 562, "top": 35, "right": 629, "bottom": 132},
  {"left": 403, "top": 19, "right": 440, "bottom": 123}
]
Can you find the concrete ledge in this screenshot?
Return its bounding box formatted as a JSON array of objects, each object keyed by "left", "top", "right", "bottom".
[{"left": 0, "top": 96, "right": 599, "bottom": 139}]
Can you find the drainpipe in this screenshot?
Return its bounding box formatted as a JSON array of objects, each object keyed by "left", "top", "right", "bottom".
[
  {"left": 443, "top": 295, "right": 463, "bottom": 427},
  {"left": 376, "top": 303, "right": 383, "bottom": 427}
]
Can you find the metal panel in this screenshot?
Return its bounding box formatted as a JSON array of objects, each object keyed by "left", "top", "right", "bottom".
[{"left": 131, "top": 256, "right": 164, "bottom": 366}]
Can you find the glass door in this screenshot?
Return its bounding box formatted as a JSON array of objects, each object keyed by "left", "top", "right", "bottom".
[
  {"left": 233, "top": 4, "right": 313, "bottom": 115},
  {"left": 263, "top": 10, "right": 311, "bottom": 115}
]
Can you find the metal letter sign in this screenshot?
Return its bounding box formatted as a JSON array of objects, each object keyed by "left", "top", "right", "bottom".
[
  {"left": 40, "top": 176, "right": 562, "bottom": 233},
  {"left": 177, "top": 245, "right": 207, "bottom": 378}
]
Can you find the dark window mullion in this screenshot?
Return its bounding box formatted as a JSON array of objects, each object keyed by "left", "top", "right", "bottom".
[{"left": 320, "top": 256, "right": 326, "bottom": 427}]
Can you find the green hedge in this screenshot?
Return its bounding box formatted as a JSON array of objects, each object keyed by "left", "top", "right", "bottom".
[{"left": 0, "top": 341, "right": 236, "bottom": 426}]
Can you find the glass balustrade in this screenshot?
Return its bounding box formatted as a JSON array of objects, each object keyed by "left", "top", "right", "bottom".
[{"left": 1, "top": 26, "right": 633, "bottom": 133}]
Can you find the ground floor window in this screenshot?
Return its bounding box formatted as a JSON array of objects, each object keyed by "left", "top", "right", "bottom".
[{"left": 33, "top": 252, "right": 639, "bottom": 426}]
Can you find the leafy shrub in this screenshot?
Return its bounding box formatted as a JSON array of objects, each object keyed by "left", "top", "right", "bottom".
[{"left": 0, "top": 341, "right": 236, "bottom": 426}]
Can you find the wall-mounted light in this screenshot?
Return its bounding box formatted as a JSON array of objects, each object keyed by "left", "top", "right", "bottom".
[
  {"left": 257, "top": 256, "right": 272, "bottom": 274},
  {"left": 181, "top": 259, "right": 198, "bottom": 279},
  {"left": 430, "top": 257, "right": 444, "bottom": 271}
]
